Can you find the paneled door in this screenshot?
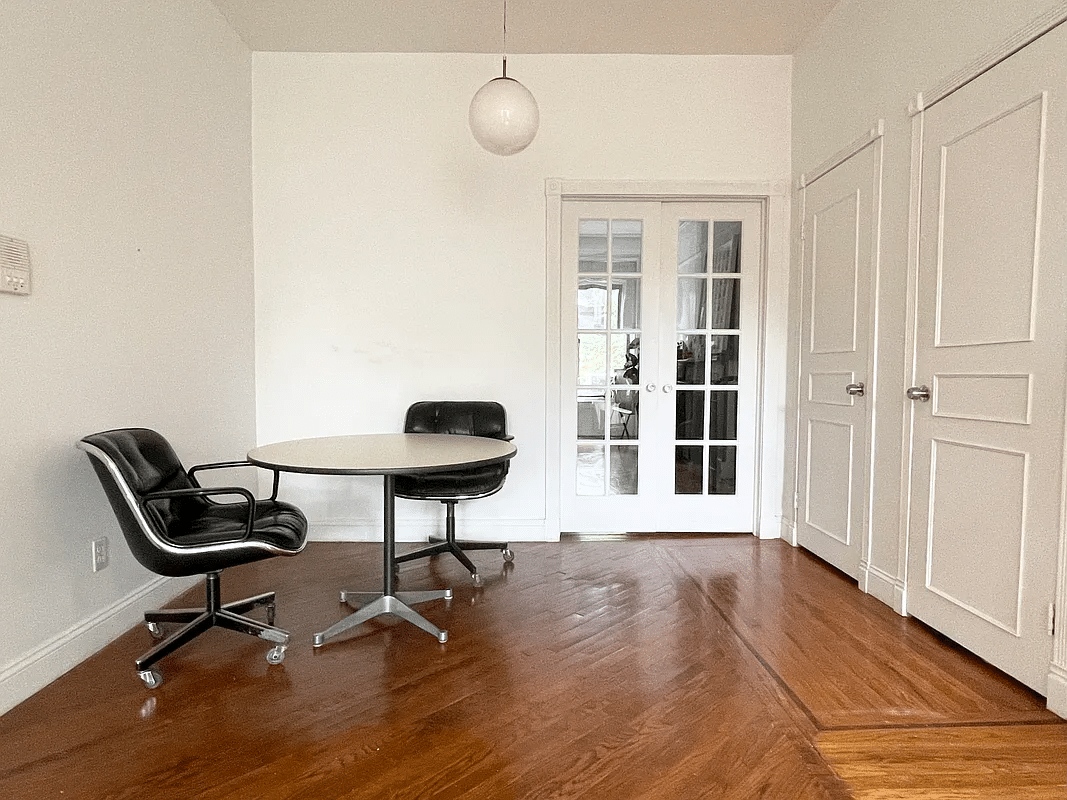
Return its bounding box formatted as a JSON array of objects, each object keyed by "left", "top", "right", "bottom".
[
  {"left": 796, "top": 142, "right": 880, "bottom": 578},
  {"left": 906, "top": 25, "right": 1067, "bottom": 693},
  {"left": 559, "top": 200, "right": 762, "bottom": 532}
]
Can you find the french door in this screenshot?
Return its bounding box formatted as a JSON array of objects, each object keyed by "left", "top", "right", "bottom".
[{"left": 559, "top": 200, "right": 762, "bottom": 532}]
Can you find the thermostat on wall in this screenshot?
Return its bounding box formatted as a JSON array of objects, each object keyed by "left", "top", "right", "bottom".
[{"left": 0, "top": 234, "right": 31, "bottom": 295}]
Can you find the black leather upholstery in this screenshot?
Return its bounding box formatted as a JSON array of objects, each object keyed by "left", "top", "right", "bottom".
[
  {"left": 78, "top": 427, "right": 308, "bottom": 685},
  {"left": 81, "top": 428, "right": 306, "bottom": 576},
  {"left": 395, "top": 402, "right": 510, "bottom": 501},
  {"left": 393, "top": 401, "right": 513, "bottom": 582}
]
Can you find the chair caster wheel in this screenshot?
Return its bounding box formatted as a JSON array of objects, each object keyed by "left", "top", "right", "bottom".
[
  {"left": 437, "top": 630, "right": 448, "bottom": 643},
  {"left": 502, "top": 548, "right": 515, "bottom": 563},
  {"left": 266, "top": 645, "right": 286, "bottom": 665},
  {"left": 471, "top": 572, "right": 483, "bottom": 587},
  {"left": 139, "top": 669, "right": 162, "bottom": 689},
  {"left": 146, "top": 622, "right": 165, "bottom": 639}
]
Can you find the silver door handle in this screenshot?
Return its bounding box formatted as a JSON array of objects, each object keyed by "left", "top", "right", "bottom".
[
  {"left": 645, "top": 383, "right": 657, "bottom": 392},
  {"left": 846, "top": 382, "right": 865, "bottom": 397},
  {"left": 906, "top": 385, "right": 931, "bottom": 402}
]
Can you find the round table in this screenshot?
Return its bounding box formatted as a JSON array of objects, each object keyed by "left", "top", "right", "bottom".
[{"left": 248, "top": 433, "right": 517, "bottom": 645}]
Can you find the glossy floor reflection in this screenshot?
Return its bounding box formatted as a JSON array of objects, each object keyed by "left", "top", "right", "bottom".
[{"left": 0, "top": 537, "right": 1063, "bottom": 799}]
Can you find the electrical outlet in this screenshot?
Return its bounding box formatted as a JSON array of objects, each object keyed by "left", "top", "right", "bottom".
[{"left": 92, "top": 537, "right": 109, "bottom": 572}]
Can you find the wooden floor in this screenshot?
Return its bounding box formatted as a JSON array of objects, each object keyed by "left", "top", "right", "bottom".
[{"left": 1, "top": 537, "right": 1064, "bottom": 799}]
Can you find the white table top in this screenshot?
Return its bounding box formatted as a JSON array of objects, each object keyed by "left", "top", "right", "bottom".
[{"left": 247, "top": 432, "right": 516, "bottom": 476}]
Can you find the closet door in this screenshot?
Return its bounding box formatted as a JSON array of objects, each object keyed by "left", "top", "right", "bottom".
[
  {"left": 906, "top": 23, "right": 1067, "bottom": 693},
  {"left": 559, "top": 200, "right": 762, "bottom": 532},
  {"left": 796, "top": 142, "right": 880, "bottom": 578}
]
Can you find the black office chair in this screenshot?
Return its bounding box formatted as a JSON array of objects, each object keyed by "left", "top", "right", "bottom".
[
  {"left": 394, "top": 401, "right": 514, "bottom": 586},
  {"left": 78, "top": 428, "right": 308, "bottom": 688}
]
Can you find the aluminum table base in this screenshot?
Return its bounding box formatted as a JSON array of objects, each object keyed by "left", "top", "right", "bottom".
[{"left": 312, "top": 589, "right": 453, "bottom": 646}]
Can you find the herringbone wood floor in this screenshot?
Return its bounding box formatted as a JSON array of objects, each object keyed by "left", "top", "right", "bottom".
[{"left": 1, "top": 537, "right": 1064, "bottom": 799}]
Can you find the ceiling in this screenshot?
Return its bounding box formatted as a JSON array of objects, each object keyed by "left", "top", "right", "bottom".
[{"left": 208, "top": 0, "right": 841, "bottom": 56}]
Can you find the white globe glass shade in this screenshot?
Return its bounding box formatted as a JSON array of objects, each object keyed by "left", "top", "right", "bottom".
[{"left": 468, "top": 76, "right": 540, "bottom": 156}]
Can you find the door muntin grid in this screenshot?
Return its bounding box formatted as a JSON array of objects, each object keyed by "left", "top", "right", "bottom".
[
  {"left": 675, "top": 220, "right": 741, "bottom": 495},
  {"left": 576, "top": 218, "right": 642, "bottom": 495}
]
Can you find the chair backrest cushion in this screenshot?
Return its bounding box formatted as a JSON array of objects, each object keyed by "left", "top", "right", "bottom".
[
  {"left": 396, "top": 402, "right": 510, "bottom": 501},
  {"left": 84, "top": 428, "right": 193, "bottom": 495},
  {"left": 81, "top": 429, "right": 203, "bottom": 573},
  {"left": 404, "top": 401, "right": 508, "bottom": 440}
]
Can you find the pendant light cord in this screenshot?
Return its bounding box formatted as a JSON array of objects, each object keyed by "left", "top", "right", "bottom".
[{"left": 502, "top": 0, "right": 508, "bottom": 78}]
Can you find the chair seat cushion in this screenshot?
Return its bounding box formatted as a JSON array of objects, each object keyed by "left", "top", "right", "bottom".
[
  {"left": 395, "top": 463, "right": 507, "bottom": 500},
  {"left": 156, "top": 500, "right": 308, "bottom": 575}
]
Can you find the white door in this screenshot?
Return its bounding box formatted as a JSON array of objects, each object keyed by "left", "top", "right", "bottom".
[
  {"left": 906, "top": 25, "right": 1067, "bottom": 693},
  {"left": 796, "top": 142, "right": 880, "bottom": 577},
  {"left": 559, "top": 200, "right": 762, "bottom": 532}
]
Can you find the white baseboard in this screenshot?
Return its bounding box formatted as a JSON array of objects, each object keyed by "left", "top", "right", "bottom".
[
  {"left": 309, "top": 519, "right": 553, "bottom": 543},
  {"left": 1048, "top": 663, "right": 1067, "bottom": 719},
  {"left": 861, "top": 562, "right": 907, "bottom": 615},
  {"left": 776, "top": 516, "right": 797, "bottom": 544},
  {"left": 757, "top": 513, "right": 785, "bottom": 539},
  {"left": 0, "top": 575, "right": 198, "bottom": 716}
]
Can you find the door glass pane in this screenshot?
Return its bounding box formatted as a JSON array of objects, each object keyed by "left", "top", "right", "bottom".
[
  {"left": 577, "top": 279, "right": 608, "bottom": 329},
  {"left": 578, "top": 334, "right": 607, "bottom": 386},
  {"left": 708, "top": 335, "right": 739, "bottom": 385},
  {"left": 612, "top": 220, "right": 642, "bottom": 273},
  {"left": 676, "top": 390, "right": 704, "bottom": 440},
  {"left": 610, "top": 387, "right": 639, "bottom": 440},
  {"left": 675, "top": 445, "right": 703, "bottom": 494},
  {"left": 609, "top": 446, "right": 638, "bottom": 494},
  {"left": 708, "top": 391, "right": 737, "bottom": 440},
  {"left": 708, "top": 445, "right": 737, "bottom": 494},
  {"left": 711, "top": 278, "right": 740, "bottom": 330},
  {"left": 577, "top": 443, "right": 605, "bottom": 495},
  {"left": 577, "top": 392, "right": 606, "bottom": 439},
  {"left": 711, "top": 221, "right": 741, "bottom": 273},
  {"left": 676, "top": 334, "right": 705, "bottom": 385},
  {"left": 611, "top": 277, "right": 641, "bottom": 329},
  {"left": 677, "top": 221, "right": 708, "bottom": 274},
  {"left": 677, "top": 277, "right": 707, "bottom": 329},
  {"left": 579, "top": 220, "right": 608, "bottom": 273}
]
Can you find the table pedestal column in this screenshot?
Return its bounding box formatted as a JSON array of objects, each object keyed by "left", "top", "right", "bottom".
[{"left": 312, "top": 474, "right": 452, "bottom": 646}]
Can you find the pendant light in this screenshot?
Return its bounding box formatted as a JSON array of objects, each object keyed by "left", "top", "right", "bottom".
[{"left": 468, "top": 0, "right": 539, "bottom": 155}]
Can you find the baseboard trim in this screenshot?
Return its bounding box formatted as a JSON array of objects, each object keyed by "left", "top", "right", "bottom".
[
  {"left": 1047, "top": 663, "right": 1067, "bottom": 719},
  {"left": 861, "top": 563, "right": 907, "bottom": 615},
  {"left": 0, "top": 574, "right": 198, "bottom": 716},
  {"left": 309, "top": 519, "right": 554, "bottom": 543},
  {"left": 778, "top": 517, "right": 798, "bottom": 545}
]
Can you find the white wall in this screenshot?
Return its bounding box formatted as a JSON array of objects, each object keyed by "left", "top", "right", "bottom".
[
  {"left": 789, "top": 0, "right": 1067, "bottom": 713},
  {"left": 252, "top": 53, "right": 792, "bottom": 541},
  {"left": 0, "top": 0, "right": 254, "bottom": 712}
]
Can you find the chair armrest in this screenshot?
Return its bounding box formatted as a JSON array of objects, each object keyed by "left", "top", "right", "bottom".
[
  {"left": 189, "top": 460, "right": 282, "bottom": 501},
  {"left": 143, "top": 486, "right": 256, "bottom": 545}
]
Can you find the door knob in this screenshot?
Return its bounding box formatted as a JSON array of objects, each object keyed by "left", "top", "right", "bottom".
[
  {"left": 906, "top": 385, "right": 931, "bottom": 402},
  {"left": 645, "top": 383, "right": 657, "bottom": 392},
  {"left": 662, "top": 384, "right": 673, "bottom": 393},
  {"left": 845, "top": 382, "right": 865, "bottom": 397}
]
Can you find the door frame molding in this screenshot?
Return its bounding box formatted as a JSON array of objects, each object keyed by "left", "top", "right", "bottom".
[{"left": 545, "top": 178, "right": 790, "bottom": 538}]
